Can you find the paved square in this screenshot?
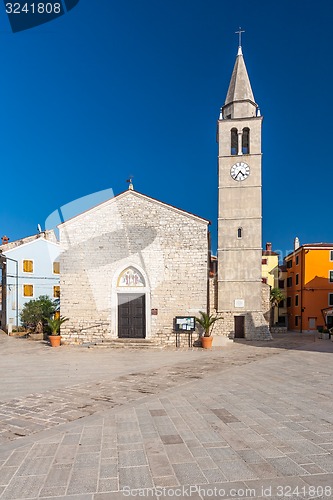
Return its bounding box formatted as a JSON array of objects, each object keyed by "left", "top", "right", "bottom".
[{"left": 0, "top": 332, "right": 332, "bottom": 499}]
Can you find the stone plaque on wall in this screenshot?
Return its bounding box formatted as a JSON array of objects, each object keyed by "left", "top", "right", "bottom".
[{"left": 235, "top": 299, "right": 245, "bottom": 308}]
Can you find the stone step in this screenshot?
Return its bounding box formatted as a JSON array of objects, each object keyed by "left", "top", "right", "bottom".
[{"left": 85, "top": 339, "right": 164, "bottom": 349}]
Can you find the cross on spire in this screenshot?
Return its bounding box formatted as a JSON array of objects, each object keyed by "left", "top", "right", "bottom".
[{"left": 235, "top": 27, "right": 245, "bottom": 47}]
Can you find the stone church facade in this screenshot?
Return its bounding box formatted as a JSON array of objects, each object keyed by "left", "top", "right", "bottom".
[{"left": 59, "top": 190, "right": 210, "bottom": 345}]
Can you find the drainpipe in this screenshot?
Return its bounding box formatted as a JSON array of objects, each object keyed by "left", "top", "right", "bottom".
[
  {"left": 0, "top": 256, "right": 6, "bottom": 329},
  {"left": 0, "top": 254, "right": 19, "bottom": 331},
  {"left": 207, "top": 229, "right": 211, "bottom": 315},
  {"left": 300, "top": 248, "right": 304, "bottom": 333}
]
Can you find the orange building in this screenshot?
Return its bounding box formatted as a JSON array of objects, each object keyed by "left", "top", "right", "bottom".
[{"left": 285, "top": 242, "right": 333, "bottom": 332}]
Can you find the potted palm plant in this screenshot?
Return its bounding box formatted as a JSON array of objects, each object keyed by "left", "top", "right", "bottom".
[
  {"left": 195, "top": 311, "right": 223, "bottom": 349},
  {"left": 47, "top": 316, "right": 69, "bottom": 347}
]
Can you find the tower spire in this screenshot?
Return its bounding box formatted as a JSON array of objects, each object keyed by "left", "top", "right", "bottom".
[{"left": 221, "top": 31, "right": 258, "bottom": 120}]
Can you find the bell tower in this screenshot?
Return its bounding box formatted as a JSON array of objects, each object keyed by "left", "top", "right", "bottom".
[{"left": 217, "top": 36, "right": 271, "bottom": 340}]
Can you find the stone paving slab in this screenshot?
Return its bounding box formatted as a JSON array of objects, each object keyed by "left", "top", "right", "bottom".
[{"left": 0, "top": 333, "right": 333, "bottom": 499}]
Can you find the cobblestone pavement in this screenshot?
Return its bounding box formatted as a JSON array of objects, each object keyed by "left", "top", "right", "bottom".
[{"left": 0, "top": 332, "right": 332, "bottom": 499}]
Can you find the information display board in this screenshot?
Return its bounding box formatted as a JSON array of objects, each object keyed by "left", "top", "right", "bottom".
[{"left": 175, "top": 316, "right": 196, "bottom": 331}]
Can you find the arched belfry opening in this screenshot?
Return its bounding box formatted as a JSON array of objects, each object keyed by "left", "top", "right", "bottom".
[
  {"left": 242, "top": 127, "right": 250, "bottom": 154},
  {"left": 116, "top": 266, "right": 149, "bottom": 339},
  {"left": 231, "top": 128, "right": 238, "bottom": 155}
]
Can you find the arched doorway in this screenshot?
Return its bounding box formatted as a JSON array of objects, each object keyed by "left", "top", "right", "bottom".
[{"left": 116, "top": 267, "right": 149, "bottom": 339}]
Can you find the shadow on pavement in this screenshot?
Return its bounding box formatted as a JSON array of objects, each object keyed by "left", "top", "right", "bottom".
[{"left": 233, "top": 331, "right": 333, "bottom": 353}]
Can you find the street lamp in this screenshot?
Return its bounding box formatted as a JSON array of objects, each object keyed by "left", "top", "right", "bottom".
[{"left": 0, "top": 251, "right": 19, "bottom": 332}]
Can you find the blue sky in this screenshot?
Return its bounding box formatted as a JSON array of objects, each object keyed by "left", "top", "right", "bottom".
[{"left": 0, "top": 0, "right": 332, "bottom": 259}]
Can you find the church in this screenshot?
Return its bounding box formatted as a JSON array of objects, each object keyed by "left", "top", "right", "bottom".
[{"left": 59, "top": 41, "right": 271, "bottom": 345}]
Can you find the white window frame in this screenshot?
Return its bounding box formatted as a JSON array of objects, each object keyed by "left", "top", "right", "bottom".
[
  {"left": 22, "top": 259, "right": 34, "bottom": 274},
  {"left": 23, "top": 284, "right": 34, "bottom": 298},
  {"left": 330, "top": 250, "right": 333, "bottom": 262},
  {"left": 329, "top": 293, "right": 333, "bottom": 306},
  {"left": 53, "top": 285, "right": 60, "bottom": 298},
  {"left": 329, "top": 270, "right": 333, "bottom": 283}
]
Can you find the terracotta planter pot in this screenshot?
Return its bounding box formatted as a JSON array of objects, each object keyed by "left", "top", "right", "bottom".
[
  {"left": 49, "top": 335, "right": 61, "bottom": 347},
  {"left": 201, "top": 336, "right": 213, "bottom": 349}
]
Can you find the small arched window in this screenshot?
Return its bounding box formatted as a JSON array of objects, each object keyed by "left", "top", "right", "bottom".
[
  {"left": 237, "top": 227, "right": 242, "bottom": 239},
  {"left": 242, "top": 128, "right": 250, "bottom": 154},
  {"left": 231, "top": 128, "right": 238, "bottom": 155}
]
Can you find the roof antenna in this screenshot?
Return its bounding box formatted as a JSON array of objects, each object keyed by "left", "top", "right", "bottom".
[{"left": 37, "top": 223, "right": 42, "bottom": 233}]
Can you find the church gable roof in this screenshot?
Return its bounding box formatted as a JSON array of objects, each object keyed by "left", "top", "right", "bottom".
[{"left": 58, "top": 189, "right": 210, "bottom": 228}]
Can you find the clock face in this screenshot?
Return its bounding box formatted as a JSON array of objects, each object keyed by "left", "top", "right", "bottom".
[{"left": 230, "top": 162, "right": 250, "bottom": 181}]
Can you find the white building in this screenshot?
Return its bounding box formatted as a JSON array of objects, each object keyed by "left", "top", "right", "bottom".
[{"left": 0, "top": 231, "right": 61, "bottom": 330}]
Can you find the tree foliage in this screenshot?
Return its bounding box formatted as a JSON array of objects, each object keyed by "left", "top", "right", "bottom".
[
  {"left": 20, "top": 295, "right": 57, "bottom": 331},
  {"left": 270, "top": 288, "right": 285, "bottom": 307}
]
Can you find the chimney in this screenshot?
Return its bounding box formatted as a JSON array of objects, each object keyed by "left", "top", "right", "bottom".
[
  {"left": 266, "top": 242, "right": 272, "bottom": 252},
  {"left": 1, "top": 236, "right": 9, "bottom": 245},
  {"left": 294, "top": 237, "right": 300, "bottom": 250}
]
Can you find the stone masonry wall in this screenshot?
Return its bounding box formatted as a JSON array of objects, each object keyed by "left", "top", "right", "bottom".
[
  {"left": 59, "top": 191, "right": 209, "bottom": 345},
  {"left": 210, "top": 279, "right": 272, "bottom": 340}
]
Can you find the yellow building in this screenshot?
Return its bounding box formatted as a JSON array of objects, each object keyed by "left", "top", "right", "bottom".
[
  {"left": 262, "top": 242, "right": 279, "bottom": 288},
  {"left": 262, "top": 243, "right": 287, "bottom": 326}
]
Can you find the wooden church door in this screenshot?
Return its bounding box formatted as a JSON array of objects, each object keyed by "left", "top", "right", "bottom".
[{"left": 118, "top": 293, "right": 146, "bottom": 338}]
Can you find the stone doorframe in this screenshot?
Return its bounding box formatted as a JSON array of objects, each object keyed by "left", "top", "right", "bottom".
[{"left": 110, "top": 264, "right": 151, "bottom": 339}]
